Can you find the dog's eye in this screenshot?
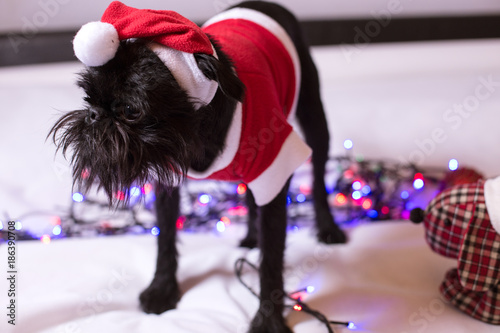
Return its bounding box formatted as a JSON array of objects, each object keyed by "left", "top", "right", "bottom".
[
  {"left": 123, "top": 105, "right": 140, "bottom": 120},
  {"left": 114, "top": 103, "right": 141, "bottom": 121}
]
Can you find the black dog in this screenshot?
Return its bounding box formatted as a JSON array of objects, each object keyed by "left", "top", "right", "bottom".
[{"left": 50, "top": 1, "right": 346, "bottom": 332}]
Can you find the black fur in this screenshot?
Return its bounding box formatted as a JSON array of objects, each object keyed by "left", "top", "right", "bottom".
[
  {"left": 50, "top": 38, "right": 243, "bottom": 202},
  {"left": 49, "top": 2, "right": 346, "bottom": 332}
]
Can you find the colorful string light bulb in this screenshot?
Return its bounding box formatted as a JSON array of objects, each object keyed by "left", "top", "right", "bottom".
[
  {"left": 52, "top": 225, "right": 62, "bottom": 236},
  {"left": 329, "top": 320, "right": 357, "bottom": 330},
  {"left": 216, "top": 220, "right": 226, "bottom": 233},
  {"left": 335, "top": 193, "right": 347, "bottom": 205},
  {"left": 176, "top": 216, "right": 186, "bottom": 230},
  {"left": 142, "top": 183, "right": 153, "bottom": 194},
  {"left": 236, "top": 183, "right": 247, "bottom": 195},
  {"left": 351, "top": 191, "right": 362, "bottom": 200},
  {"left": 198, "top": 194, "right": 212, "bottom": 205},
  {"left": 220, "top": 216, "right": 231, "bottom": 226},
  {"left": 413, "top": 178, "right": 424, "bottom": 190},
  {"left": 344, "top": 139, "right": 353, "bottom": 150},
  {"left": 115, "top": 190, "right": 126, "bottom": 201},
  {"left": 151, "top": 227, "right": 160, "bottom": 236},
  {"left": 361, "top": 185, "right": 371, "bottom": 195},
  {"left": 72, "top": 192, "right": 84, "bottom": 202},
  {"left": 362, "top": 198, "right": 372, "bottom": 210},
  {"left": 352, "top": 181, "right": 362, "bottom": 191},
  {"left": 448, "top": 158, "right": 459, "bottom": 171},
  {"left": 130, "top": 186, "right": 141, "bottom": 197},
  {"left": 41, "top": 234, "right": 51, "bottom": 244}
]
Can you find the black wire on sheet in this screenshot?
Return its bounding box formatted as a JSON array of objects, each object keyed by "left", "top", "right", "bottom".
[{"left": 234, "top": 258, "right": 355, "bottom": 333}]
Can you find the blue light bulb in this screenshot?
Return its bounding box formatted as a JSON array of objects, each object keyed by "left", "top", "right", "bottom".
[
  {"left": 367, "top": 210, "right": 378, "bottom": 219},
  {"left": 296, "top": 193, "right": 306, "bottom": 203},
  {"left": 216, "top": 221, "right": 226, "bottom": 233},
  {"left": 448, "top": 158, "right": 459, "bottom": 171},
  {"left": 72, "top": 192, "right": 84, "bottom": 202},
  {"left": 413, "top": 179, "right": 424, "bottom": 190},
  {"left": 198, "top": 194, "right": 212, "bottom": 205},
  {"left": 52, "top": 225, "right": 62, "bottom": 236},
  {"left": 130, "top": 186, "right": 141, "bottom": 197},
  {"left": 351, "top": 191, "right": 362, "bottom": 200},
  {"left": 151, "top": 227, "right": 160, "bottom": 236},
  {"left": 361, "top": 185, "right": 371, "bottom": 195},
  {"left": 352, "top": 181, "right": 362, "bottom": 190}
]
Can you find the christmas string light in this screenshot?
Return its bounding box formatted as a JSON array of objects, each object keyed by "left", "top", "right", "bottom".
[
  {"left": 343, "top": 139, "right": 353, "bottom": 150},
  {"left": 234, "top": 258, "right": 355, "bottom": 333},
  {"left": 72, "top": 192, "right": 84, "bottom": 203},
  {"left": 0, "top": 153, "right": 469, "bottom": 243},
  {"left": 448, "top": 158, "right": 459, "bottom": 171}
]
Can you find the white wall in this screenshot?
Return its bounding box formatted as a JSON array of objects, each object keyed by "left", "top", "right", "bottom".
[{"left": 2, "top": 0, "right": 500, "bottom": 33}]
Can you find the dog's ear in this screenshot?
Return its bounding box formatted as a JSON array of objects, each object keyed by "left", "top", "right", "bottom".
[{"left": 194, "top": 53, "right": 244, "bottom": 102}]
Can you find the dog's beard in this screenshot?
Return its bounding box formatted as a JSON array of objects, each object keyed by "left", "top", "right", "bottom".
[
  {"left": 49, "top": 40, "right": 200, "bottom": 204},
  {"left": 50, "top": 109, "right": 190, "bottom": 202}
]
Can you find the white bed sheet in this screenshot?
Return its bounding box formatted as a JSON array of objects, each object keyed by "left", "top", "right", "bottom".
[{"left": 1, "top": 222, "right": 498, "bottom": 333}]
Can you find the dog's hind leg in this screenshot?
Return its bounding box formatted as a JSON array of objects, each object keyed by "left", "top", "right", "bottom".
[
  {"left": 249, "top": 181, "right": 293, "bottom": 333},
  {"left": 233, "top": 2, "right": 346, "bottom": 244},
  {"left": 239, "top": 187, "right": 259, "bottom": 248},
  {"left": 139, "top": 185, "right": 181, "bottom": 313},
  {"left": 295, "top": 52, "right": 347, "bottom": 244}
]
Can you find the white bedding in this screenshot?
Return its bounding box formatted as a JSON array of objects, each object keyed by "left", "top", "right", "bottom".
[{"left": 1, "top": 221, "right": 498, "bottom": 333}]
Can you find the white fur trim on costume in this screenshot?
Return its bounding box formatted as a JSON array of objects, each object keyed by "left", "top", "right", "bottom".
[
  {"left": 149, "top": 43, "right": 219, "bottom": 109},
  {"left": 73, "top": 22, "right": 119, "bottom": 67},
  {"left": 248, "top": 132, "right": 312, "bottom": 206},
  {"left": 484, "top": 176, "right": 500, "bottom": 235},
  {"left": 203, "top": 7, "right": 301, "bottom": 121},
  {"left": 187, "top": 102, "right": 243, "bottom": 179}
]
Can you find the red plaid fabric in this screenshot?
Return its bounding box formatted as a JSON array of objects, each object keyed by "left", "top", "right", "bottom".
[
  {"left": 441, "top": 269, "right": 500, "bottom": 324},
  {"left": 423, "top": 181, "right": 486, "bottom": 258},
  {"left": 423, "top": 181, "right": 500, "bottom": 324}
]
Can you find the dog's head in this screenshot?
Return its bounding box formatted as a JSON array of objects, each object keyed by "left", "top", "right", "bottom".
[{"left": 49, "top": 38, "right": 243, "bottom": 203}]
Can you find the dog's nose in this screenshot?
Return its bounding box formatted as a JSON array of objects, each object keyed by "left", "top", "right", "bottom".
[{"left": 86, "top": 107, "right": 102, "bottom": 124}]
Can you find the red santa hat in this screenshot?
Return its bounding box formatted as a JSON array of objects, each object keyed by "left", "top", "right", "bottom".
[{"left": 73, "top": 1, "right": 218, "bottom": 108}]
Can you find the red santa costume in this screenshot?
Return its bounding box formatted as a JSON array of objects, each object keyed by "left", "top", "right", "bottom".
[
  {"left": 72, "top": 2, "right": 311, "bottom": 206},
  {"left": 187, "top": 8, "right": 311, "bottom": 205}
]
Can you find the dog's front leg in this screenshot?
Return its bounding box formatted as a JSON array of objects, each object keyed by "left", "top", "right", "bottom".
[
  {"left": 249, "top": 182, "right": 293, "bottom": 333},
  {"left": 139, "top": 185, "right": 180, "bottom": 314}
]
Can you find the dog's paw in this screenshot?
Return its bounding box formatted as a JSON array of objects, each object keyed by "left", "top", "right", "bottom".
[
  {"left": 239, "top": 236, "right": 258, "bottom": 249},
  {"left": 248, "top": 318, "right": 293, "bottom": 333},
  {"left": 317, "top": 226, "right": 347, "bottom": 244},
  {"left": 139, "top": 280, "right": 180, "bottom": 314}
]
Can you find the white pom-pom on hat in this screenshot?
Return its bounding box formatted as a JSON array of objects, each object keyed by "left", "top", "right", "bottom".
[{"left": 73, "top": 21, "right": 120, "bottom": 67}]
